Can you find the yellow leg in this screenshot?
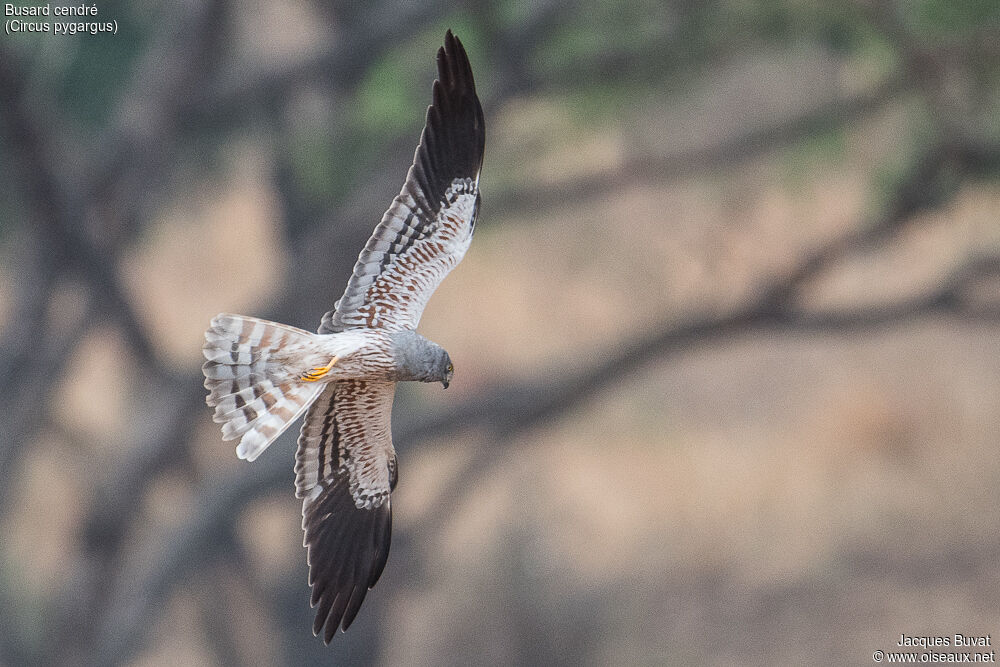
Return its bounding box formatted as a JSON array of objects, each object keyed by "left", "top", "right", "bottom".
[{"left": 301, "top": 356, "right": 339, "bottom": 382}]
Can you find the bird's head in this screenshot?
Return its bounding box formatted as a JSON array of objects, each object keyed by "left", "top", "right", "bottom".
[
  {"left": 422, "top": 340, "right": 453, "bottom": 388},
  {"left": 390, "top": 331, "right": 455, "bottom": 387},
  {"left": 440, "top": 352, "right": 454, "bottom": 389},
  {"left": 425, "top": 345, "right": 454, "bottom": 388}
]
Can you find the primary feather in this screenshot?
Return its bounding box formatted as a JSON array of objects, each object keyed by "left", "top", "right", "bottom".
[{"left": 320, "top": 28, "right": 484, "bottom": 334}]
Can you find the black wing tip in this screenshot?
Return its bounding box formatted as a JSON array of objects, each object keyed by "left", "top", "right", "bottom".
[
  {"left": 407, "top": 29, "right": 485, "bottom": 214},
  {"left": 436, "top": 29, "right": 481, "bottom": 128},
  {"left": 304, "top": 474, "right": 393, "bottom": 643},
  {"left": 438, "top": 30, "right": 473, "bottom": 86}
]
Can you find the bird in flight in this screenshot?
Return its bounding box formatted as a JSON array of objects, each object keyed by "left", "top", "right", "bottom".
[{"left": 201, "top": 30, "right": 484, "bottom": 642}]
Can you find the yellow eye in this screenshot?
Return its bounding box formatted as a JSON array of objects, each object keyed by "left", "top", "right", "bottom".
[{"left": 446, "top": 363, "right": 454, "bottom": 373}]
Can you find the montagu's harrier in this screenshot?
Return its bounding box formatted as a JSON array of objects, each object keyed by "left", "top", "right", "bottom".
[{"left": 201, "top": 31, "right": 484, "bottom": 642}]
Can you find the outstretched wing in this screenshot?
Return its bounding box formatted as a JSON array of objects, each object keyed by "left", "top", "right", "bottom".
[
  {"left": 320, "top": 30, "right": 485, "bottom": 334},
  {"left": 295, "top": 380, "right": 398, "bottom": 641}
]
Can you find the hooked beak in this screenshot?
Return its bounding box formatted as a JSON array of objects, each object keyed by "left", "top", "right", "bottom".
[{"left": 441, "top": 379, "right": 450, "bottom": 389}]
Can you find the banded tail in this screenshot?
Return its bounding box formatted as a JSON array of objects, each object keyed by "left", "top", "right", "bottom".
[{"left": 202, "top": 314, "right": 325, "bottom": 461}]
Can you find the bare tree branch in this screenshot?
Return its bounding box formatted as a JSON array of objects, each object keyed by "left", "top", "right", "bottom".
[
  {"left": 491, "top": 76, "right": 908, "bottom": 217},
  {"left": 3, "top": 2, "right": 996, "bottom": 663},
  {"left": 0, "top": 48, "right": 169, "bottom": 377},
  {"left": 90, "top": 116, "right": 1000, "bottom": 660},
  {"left": 93, "top": 235, "right": 1000, "bottom": 664}
]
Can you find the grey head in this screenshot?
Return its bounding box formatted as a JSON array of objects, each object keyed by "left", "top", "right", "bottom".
[{"left": 390, "top": 330, "right": 454, "bottom": 387}]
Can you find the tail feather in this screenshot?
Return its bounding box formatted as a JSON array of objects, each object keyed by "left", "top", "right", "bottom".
[{"left": 202, "top": 314, "right": 324, "bottom": 462}]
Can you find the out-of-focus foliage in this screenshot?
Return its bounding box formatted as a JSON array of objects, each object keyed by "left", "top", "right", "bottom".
[{"left": 1, "top": 0, "right": 999, "bottom": 665}]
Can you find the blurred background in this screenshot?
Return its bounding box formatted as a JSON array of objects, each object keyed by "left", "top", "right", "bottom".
[{"left": 2, "top": 1, "right": 1000, "bottom": 665}]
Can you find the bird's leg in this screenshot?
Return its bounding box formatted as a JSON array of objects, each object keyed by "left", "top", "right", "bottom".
[{"left": 301, "top": 356, "right": 339, "bottom": 382}]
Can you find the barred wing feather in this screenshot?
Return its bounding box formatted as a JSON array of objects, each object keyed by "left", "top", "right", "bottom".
[
  {"left": 320, "top": 30, "right": 485, "bottom": 334},
  {"left": 296, "top": 380, "right": 398, "bottom": 641}
]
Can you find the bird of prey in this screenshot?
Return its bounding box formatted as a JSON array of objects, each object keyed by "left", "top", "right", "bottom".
[{"left": 201, "top": 31, "right": 484, "bottom": 642}]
